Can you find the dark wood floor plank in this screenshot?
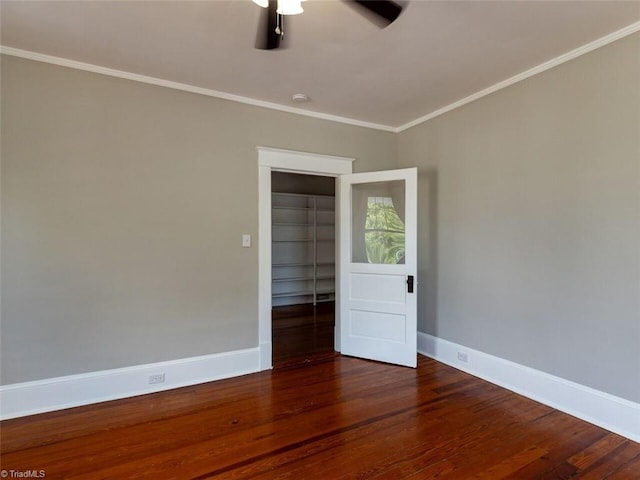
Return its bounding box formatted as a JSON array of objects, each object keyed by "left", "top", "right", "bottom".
[
  {"left": 568, "top": 433, "right": 628, "bottom": 470},
  {"left": 272, "top": 302, "right": 335, "bottom": 368},
  {"left": 211, "top": 389, "right": 455, "bottom": 479},
  {"left": 471, "top": 445, "right": 549, "bottom": 479},
  {"left": 371, "top": 410, "right": 567, "bottom": 479},
  {"left": 502, "top": 431, "right": 604, "bottom": 479},
  {"left": 0, "top": 372, "right": 275, "bottom": 453},
  {"left": 606, "top": 452, "right": 640, "bottom": 479},
  {"left": 1, "top": 355, "right": 638, "bottom": 480},
  {"left": 73, "top": 375, "right": 444, "bottom": 478},
  {"left": 575, "top": 442, "right": 640, "bottom": 479}
]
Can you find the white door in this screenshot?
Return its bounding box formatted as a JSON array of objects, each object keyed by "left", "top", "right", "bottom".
[{"left": 339, "top": 168, "right": 417, "bottom": 367}]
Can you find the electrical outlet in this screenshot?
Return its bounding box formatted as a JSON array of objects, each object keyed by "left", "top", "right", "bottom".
[
  {"left": 149, "top": 373, "right": 165, "bottom": 384},
  {"left": 457, "top": 352, "right": 469, "bottom": 363}
]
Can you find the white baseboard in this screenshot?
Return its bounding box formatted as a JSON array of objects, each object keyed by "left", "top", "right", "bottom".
[
  {"left": 0, "top": 348, "right": 260, "bottom": 420},
  {"left": 259, "top": 341, "right": 273, "bottom": 371},
  {"left": 418, "top": 332, "right": 640, "bottom": 443},
  {"left": 4, "top": 337, "right": 638, "bottom": 443}
]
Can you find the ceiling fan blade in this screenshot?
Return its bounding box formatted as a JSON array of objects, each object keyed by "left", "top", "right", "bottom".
[
  {"left": 349, "top": 1, "right": 403, "bottom": 27},
  {"left": 255, "top": 0, "right": 281, "bottom": 50}
]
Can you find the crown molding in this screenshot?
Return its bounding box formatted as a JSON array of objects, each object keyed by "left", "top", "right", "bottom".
[
  {"left": 0, "top": 45, "right": 397, "bottom": 133},
  {"left": 396, "top": 20, "right": 640, "bottom": 132},
  {"left": 2, "top": 20, "right": 639, "bottom": 134}
]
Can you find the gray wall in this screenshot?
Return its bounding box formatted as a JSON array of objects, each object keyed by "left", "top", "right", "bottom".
[
  {"left": 2, "top": 32, "right": 639, "bottom": 404},
  {"left": 398, "top": 33, "right": 640, "bottom": 402},
  {"left": 0, "top": 55, "right": 396, "bottom": 384}
]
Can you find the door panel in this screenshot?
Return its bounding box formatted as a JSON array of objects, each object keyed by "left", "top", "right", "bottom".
[
  {"left": 350, "top": 310, "right": 407, "bottom": 342},
  {"left": 350, "top": 273, "right": 406, "bottom": 304},
  {"left": 339, "top": 168, "right": 417, "bottom": 368}
]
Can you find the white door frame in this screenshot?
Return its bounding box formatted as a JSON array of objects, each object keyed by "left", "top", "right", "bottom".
[{"left": 257, "top": 147, "right": 354, "bottom": 370}]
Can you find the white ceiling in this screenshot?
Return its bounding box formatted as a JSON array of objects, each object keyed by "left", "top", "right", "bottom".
[{"left": 1, "top": 0, "right": 639, "bottom": 129}]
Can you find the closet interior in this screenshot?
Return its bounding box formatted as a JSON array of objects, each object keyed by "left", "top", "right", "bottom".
[{"left": 271, "top": 172, "right": 336, "bottom": 367}]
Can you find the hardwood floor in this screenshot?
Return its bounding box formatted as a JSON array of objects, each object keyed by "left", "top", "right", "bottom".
[
  {"left": 1, "top": 355, "right": 638, "bottom": 479},
  {"left": 272, "top": 302, "right": 336, "bottom": 368}
]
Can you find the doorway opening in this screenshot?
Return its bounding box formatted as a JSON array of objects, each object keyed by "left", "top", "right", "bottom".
[
  {"left": 271, "top": 172, "right": 337, "bottom": 368},
  {"left": 257, "top": 147, "right": 354, "bottom": 371}
]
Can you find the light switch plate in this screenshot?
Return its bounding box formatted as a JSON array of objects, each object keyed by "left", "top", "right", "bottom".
[{"left": 242, "top": 234, "right": 251, "bottom": 247}]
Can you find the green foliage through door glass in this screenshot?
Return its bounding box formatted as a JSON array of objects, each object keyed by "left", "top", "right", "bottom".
[{"left": 364, "top": 197, "right": 405, "bottom": 264}]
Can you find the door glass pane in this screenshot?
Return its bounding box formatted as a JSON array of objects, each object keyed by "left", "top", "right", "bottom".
[{"left": 351, "top": 180, "right": 405, "bottom": 264}]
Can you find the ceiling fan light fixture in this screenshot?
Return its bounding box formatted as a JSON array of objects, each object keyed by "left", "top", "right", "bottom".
[
  {"left": 255, "top": 0, "right": 403, "bottom": 50},
  {"left": 276, "top": 0, "right": 304, "bottom": 15}
]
